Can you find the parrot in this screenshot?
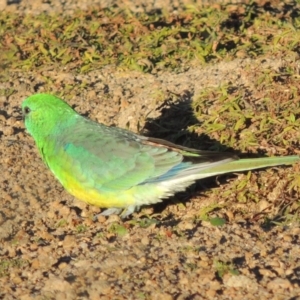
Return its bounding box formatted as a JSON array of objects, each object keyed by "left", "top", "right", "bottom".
[{"left": 21, "top": 93, "right": 300, "bottom": 218}]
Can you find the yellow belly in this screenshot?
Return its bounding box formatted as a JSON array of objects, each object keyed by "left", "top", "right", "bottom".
[
  {"left": 60, "top": 172, "right": 135, "bottom": 208},
  {"left": 50, "top": 162, "right": 166, "bottom": 209}
]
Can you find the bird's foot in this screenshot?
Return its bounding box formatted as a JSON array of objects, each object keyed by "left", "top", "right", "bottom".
[
  {"left": 120, "top": 205, "right": 140, "bottom": 218},
  {"left": 100, "top": 207, "right": 123, "bottom": 216},
  {"left": 97, "top": 205, "right": 140, "bottom": 219}
]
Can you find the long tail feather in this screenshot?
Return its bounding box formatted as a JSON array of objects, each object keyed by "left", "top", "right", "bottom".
[
  {"left": 196, "top": 155, "right": 300, "bottom": 179},
  {"left": 158, "top": 156, "right": 300, "bottom": 195}
]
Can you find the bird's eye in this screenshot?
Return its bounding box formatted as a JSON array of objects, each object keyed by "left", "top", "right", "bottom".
[{"left": 24, "top": 106, "right": 31, "bottom": 115}]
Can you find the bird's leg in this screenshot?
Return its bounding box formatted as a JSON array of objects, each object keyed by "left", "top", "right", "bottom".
[
  {"left": 120, "top": 205, "right": 140, "bottom": 218},
  {"left": 97, "top": 205, "right": 140, "bottom": 219},
  {"left": 99, "top": 207, "right": 123, "bottom": 216}
]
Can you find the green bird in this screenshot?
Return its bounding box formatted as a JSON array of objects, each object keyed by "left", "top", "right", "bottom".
[{"left": 22, "top": 93, "right": 299, "bottom": 217}]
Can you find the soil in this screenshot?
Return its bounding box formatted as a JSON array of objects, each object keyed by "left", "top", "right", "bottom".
[{"left": 0, "top": 1, "right": 299, "bottom": 299}]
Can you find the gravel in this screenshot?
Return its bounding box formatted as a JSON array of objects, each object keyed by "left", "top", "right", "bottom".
[{"left": 0, "top": 0, "right": 299, "bottom": 299}]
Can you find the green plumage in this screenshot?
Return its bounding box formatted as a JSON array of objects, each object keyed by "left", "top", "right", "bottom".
[{"left": 21, "top": 93, "right": 300, "bottom": 217}]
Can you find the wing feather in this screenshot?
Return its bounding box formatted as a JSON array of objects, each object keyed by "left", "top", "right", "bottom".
[
  {"left": 48, "top": 118, "right": 183, "bottom": 191},
  {"left": 46, "top": 116, "right": 237, "bottom": 192}
]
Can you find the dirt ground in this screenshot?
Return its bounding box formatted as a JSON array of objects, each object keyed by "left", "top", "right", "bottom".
[{"left": 1, "top": 0, "right": 300, "bottom": 299}]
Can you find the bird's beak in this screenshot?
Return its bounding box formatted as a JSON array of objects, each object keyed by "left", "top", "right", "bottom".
[{"left": 16, "top": 108, "right": 23, "bottom": 121}]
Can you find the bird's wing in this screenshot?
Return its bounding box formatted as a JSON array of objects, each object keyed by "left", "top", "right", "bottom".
[
  {"left": 48, "top": 118, "right": 237, "bottom": 192},
  {"left": 140, "top": 136, "right": 238, "bottom": 160},
  {"left": 47, "top": 119, "right": 185, "bottom": 191}
]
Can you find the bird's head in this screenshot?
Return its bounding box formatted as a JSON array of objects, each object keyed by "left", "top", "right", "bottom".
[{"left": 22, "top": 93, "right": 76, "bottom": 140}]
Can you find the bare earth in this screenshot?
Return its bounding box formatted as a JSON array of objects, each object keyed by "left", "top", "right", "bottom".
[{"left": 1, "top": 0, "right": 300, "bottom": 299}]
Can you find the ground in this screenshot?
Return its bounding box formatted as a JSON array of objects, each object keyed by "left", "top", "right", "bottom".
[{"left": 0, "top": 0, "right": 300, "bottom": 299}]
